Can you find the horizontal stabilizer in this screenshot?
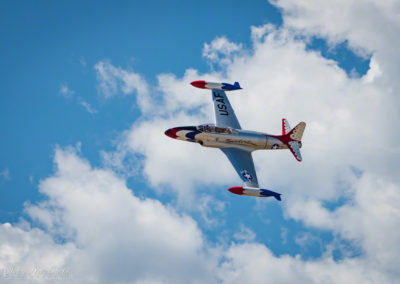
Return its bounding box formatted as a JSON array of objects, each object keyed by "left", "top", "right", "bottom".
[
  {"left": 288, "top": 122, "right": 306, "bottom": 141},
  {"left": 288, "top": 141, "right": 302, "bottom": 162}
]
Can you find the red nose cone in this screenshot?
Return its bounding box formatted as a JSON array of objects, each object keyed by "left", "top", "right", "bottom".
[
  {"left": 165, "top": 128, "right": 178, "bottom": 139},
  {"left": 165, "top": 129, "right": 172, "bottom": 138},
  {"left": 190, "top": 80, "right": 206, "bottom": 89},
  {"left": 228, "top": 186, "right": 245, "bottom": 195}
]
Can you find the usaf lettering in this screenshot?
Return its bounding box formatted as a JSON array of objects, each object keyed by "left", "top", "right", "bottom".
[{"left": 213, "top": 91, "right": 229, "bottom": 116}]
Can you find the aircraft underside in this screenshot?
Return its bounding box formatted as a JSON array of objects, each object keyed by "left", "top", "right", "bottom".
[
  {"left": 165, "top": 125, "right": 289, "bottom": 151},
  {"left": 164, "top": 80, "right": 306, "bottom": 200}
]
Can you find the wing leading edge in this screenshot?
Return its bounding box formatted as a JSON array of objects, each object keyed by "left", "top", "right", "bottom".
[
  {"left": 220, "top": 148, "right": 259, "bottom": 188},
  {"left": 212, "top": 89, "right": 241, "bottom": 129}
]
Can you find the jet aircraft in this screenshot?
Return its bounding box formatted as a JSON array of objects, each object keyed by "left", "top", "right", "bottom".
[{"left": 165, "top": 80, "right": 306, "bottom": 201}]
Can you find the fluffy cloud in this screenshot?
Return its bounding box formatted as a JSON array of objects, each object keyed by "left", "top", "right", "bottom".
[
  {"left": 287, "top": 173, "right": 400, "bottom": 279},
  {"left": 203, "top": 36, "right": 243, "bottom": 66},
  {"left": 0, "top": 222, "right": 74, "bottom": 270},
  {"left": 77, "top": 97, "right": 97, "bottom": 114},
  {"left": 273, "top": 0, "right": 400, "bottom": 89},
  {"left": 0, "top": 168, "right": 10, "bottom": 181},
  {"left": 1, "top": 147, "right": 397, "bottom": 283},
  {"left": 59, "top": 83, "right": 97, "bottom": 115},
  {"left": 118, "top": 23, "right": 399, "bottom": 204},
  {"left": 94, "top": 61, "right": 150, "bottom": 111},
  {"left": 95, "top": 1, "right": 400, "bottom": 282},
  {"left": 0, "top": 146, "right": 215, "bottom": 283},
  {"left": 2, "top": 1, "right": 400, "bottom": 283},
  {"left": 59, "top": 83, "right": 75, "bottom": 98},
  {"left": 218, "top": 243, "right": 389, "bottom": 284}
]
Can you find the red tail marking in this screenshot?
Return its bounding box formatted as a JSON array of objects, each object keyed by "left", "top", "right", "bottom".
[{"left": 282, "top": 118, "right": 287, "bottom": 135}]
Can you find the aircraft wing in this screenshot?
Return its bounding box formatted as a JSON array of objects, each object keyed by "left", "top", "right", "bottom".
[
  {"left": 212, "top": 89, "right": 241, "bottom": 129},
  {"left": 220, "top": 147, "right": 259, "bottom": 188}
]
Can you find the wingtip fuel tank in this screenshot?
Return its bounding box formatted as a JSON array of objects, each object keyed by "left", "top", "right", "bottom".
[
  {"left": 191, "top": 80, "right": 242, "bottom": 91},
  {"left": 228, "top": 186, "right": 282, "bottom": 201}
]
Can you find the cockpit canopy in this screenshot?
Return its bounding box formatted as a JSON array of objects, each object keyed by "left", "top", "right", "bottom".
[{"left": 197, "top": 124, "right": 236, "bottom": 134}]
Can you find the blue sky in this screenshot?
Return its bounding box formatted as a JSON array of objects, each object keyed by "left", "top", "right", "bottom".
[
  {"left": 0, "top": 0, "right": 281, "bottom": 219},
  {"left": 1, "top": 1, "right": 399, "bottom": 283}
]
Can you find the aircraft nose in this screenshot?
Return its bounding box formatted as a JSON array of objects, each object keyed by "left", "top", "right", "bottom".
[
  {"left": 164, "top": 128, "right": 177, "bottom": 139},
  {"left": 164, "top": 128, "right": 172, "bottom": 137}
]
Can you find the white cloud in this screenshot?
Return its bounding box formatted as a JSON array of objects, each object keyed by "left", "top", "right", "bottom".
[
  {"left": 233, "top": 225, "right": 256, "bottom": 242},
  {"left": 112, "top": 112, "right": 236, "bottom": 210},
  {"left": 2, "top": 146, "right": 398, "bottom": 283},
  {"left": 217, "top": 243, "right": 389, "bottom": 284},
  {"left": 95, "top": 2, "right": 400, "bottom": 282},
  {"left": 272, "top": 0, "right": 400, "bottom": 50},
  {"left": 77, "top": 97, "right": 97, "bottom": 114},
  {"left": 0, "top": 168, "right": 10, "bottom": 181},
  {"left": 94, "top": 61, "right": 150, "bottom": 112},
  {"left": 280, "top": 227, "right": 288, "bottom": 244},
  {"left": 0, "top": 146, "right": 216, "bottom": 283},
  {"left": 272, "top": 0, "right": 400, "bottom": 90},
  {"left": 294, "top": 231, "right": 322, "bottom": 252},
  {"left": 250, "top": 23, "right": 276, "bottom": 42},
  {"left": 203, "top": 36, "right": 243, "bottom": 66},
  {"left": 3, "top": 1, "right": 400, "bottom": 283},
  {"left": 362, "top": 56, "right": 382, "bottom": 83},
  {"left": 59, "top": 84, "right": 97, "bottom": 114},
  {"left": 289, "top": 174, "right": 400, "bottom": 278},
  {"left": 120, "top": 23, "right": 400, "bottom": 205},
  {"left": 59, "top": 84, "right": 75, "bottom": 98},
  {"left": 79, "top": 56, "right": 87, "bottom": 67}
]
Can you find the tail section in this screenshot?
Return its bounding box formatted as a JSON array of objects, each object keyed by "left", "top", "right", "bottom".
[
  {"left": 288, "top": 141, "right": 302, "bottom": 162},
  {"left": 280, "top": 120, "right": 306, "bottom": 162},
  {"left": 289, "top": 121, "right": 306, "bottom": 141},
  {"left": 282, "top": 118, "right": 291, "bottom": 135}
]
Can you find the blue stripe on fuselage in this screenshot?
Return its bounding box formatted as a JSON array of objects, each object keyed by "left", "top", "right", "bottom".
[
  {"left": 185, "top": 130, "right": 201, "bottom": 140},
  {"left": 174, "top": 126, "right": 197, "bottom": 131}
]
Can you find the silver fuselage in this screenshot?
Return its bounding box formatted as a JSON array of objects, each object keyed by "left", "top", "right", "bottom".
[{"left": 166, "top": 125, "right": 289, "bottom": 151}]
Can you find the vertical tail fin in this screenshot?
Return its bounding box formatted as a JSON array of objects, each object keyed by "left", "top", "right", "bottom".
[
  {"left": 282, "top": 118, "right": 291, "bottom": 135},
  {"left": 281, "top": 121, "right": 306, "bottom": 162}
]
